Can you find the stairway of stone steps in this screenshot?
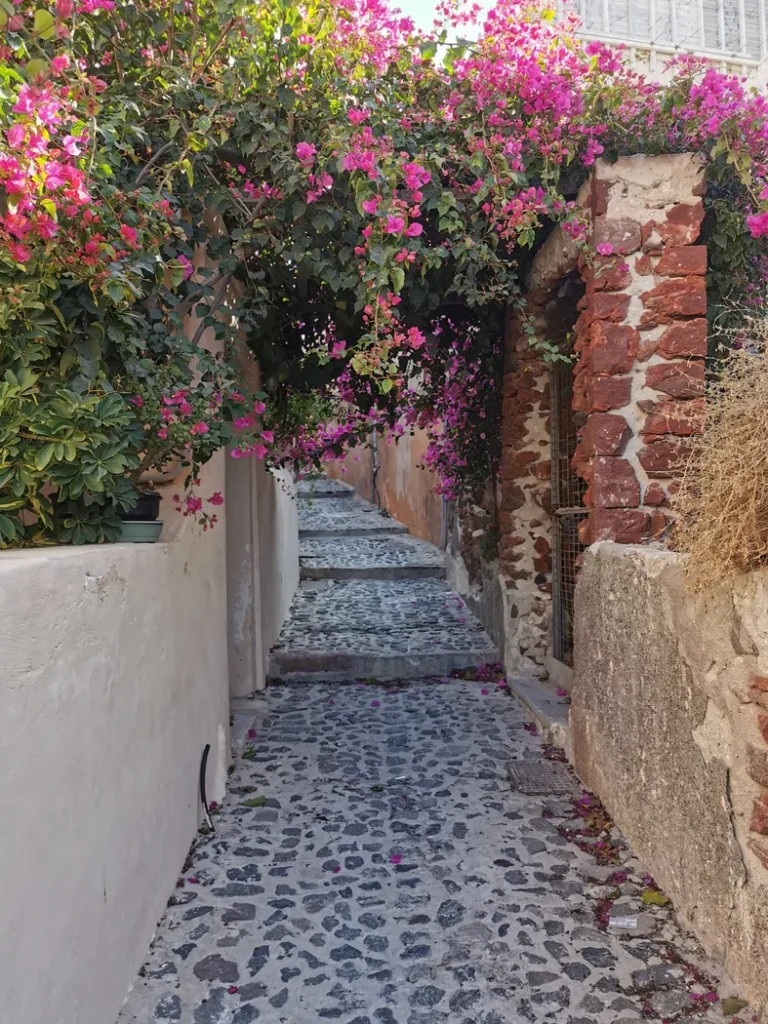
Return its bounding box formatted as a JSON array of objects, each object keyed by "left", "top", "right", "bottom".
[{"left": 267, "top": 477, "right": 499, "bottom": 682}]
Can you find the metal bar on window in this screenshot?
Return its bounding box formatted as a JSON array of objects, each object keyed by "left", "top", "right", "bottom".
[
  {"left": 717, "top": 0, "right": 726, "bottom": 50},
  {"left": 697, "top": 0, "right": 707, "bottom": 46},
  {"left": 601, "top": 0, "right": 610, "bottom": 35},
  {"left": 671, "top": 0, "right": 679, "bottom": 45},
  {"left": 739, "top": 0, "right": 748, "bottom": 55},
  {"left": 650, "top": 0, "right": 657, "bottom": 42},
  {"left": 761, "top": 0, "right": 768, "bottom": 59}
]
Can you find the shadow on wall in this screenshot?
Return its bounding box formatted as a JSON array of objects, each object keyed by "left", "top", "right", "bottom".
[{"left": 328, "top": 427, "right": 444, "bottom": 548}]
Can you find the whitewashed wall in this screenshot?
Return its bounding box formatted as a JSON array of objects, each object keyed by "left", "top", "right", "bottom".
[{"left": 0, "top": 457, "right": 229, "bottom": 1024}]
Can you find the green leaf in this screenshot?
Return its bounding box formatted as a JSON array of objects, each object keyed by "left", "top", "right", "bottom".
[
  {"left": 33, "top": 8, "right": 55, "bottom": 38},
  {"left": 35, "top": 444, "right": 56, "bottom": 471},
  {"left": 0, "top": 513, "right": 17, "bottom": 542},
  {"left": 390, "top": 265, "right": 405, "bottom": 292},
  {"left": 241, "top": 796, "right": 267, "bottom": 807},
  {"left": 180, "top": 158, "right": 194, "bottom": 187},
  {"left": 26, "top": 58, "right": 49, "bottom": 79},
  {"left": 369, "top": 244, "right": 386, "bottom": 267},
  {"left": 378, "top": 377, "right": 394, "bottom": 394},
  {"left": 420, "top": 40, "right": 438, "bottom": 60}
]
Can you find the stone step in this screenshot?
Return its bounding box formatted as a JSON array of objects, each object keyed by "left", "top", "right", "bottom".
[
  {"left": 507, "top": 676, "right": 572, "bottom": 754},
  {"left": 268, "top": 578, "right": 499, "bottom": 682},
  {"left": 299, "top": 535, "right": 446, "bottom": 581},
  {"left": 296, "top": 477, "right": 355, "bottom": 499},
  {"left": 298, "top": 496, "right": 408, "bottom": 539}
]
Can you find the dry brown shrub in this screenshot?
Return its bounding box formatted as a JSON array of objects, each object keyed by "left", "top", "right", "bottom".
[{"left": 674, "top": 314, "right": 768, "bottom": 591}]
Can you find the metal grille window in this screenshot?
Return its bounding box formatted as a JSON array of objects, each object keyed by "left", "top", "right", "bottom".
[{"left": 562, "top": 0, "right": 768, "bottom": 63}]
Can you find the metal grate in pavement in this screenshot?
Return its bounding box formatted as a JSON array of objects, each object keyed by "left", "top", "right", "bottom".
[{"left": 507, "top": 758, "right": 580, "bottom": 796}]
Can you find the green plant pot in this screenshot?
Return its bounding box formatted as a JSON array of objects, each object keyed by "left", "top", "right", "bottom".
[{"left": 118, "top": 520, "right": 163, "bottom": 544}]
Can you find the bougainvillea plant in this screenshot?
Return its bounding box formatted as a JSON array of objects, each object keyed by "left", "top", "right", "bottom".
[{"left": 2, "top": 0, "right": 768, "bottom": 545}]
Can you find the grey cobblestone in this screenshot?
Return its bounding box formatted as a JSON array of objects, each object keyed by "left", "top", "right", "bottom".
[
  {"left": 298, "top": 497, "right": 408, "bottom": 538},
  {"left": 300, "top": 536, "right": 445, "bottom": 580},
  {"left": 118, "top": 681, "right": 741, "bottom": 1024}
]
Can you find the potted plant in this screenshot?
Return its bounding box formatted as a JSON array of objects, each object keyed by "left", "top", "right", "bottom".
[{"left": 118, "top": 484, "right": 164, "bottom": 543}]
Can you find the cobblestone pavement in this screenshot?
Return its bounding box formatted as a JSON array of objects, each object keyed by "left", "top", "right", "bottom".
[
  {"left": 298, "top": 498, "right": 408, "bottom": 539},
  {"left": 118, "top": 680, "right": 745, "bottom": 1024},
  {"left": 119, "top": 482, "right": 750, "bottom": 1024},
  {"left": 299, "top": 536, "right": 445, "bottom": 580}
]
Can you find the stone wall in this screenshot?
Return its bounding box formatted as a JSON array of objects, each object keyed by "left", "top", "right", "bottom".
[
  {"left": 572, "top": 543, "right": 768, "bottom": 1012},
  {"left": 493, "top": 152, "right": 708, "bottom": 676},
  {"left": 572, "top": 154, "right": 706, "bottom": 545}
]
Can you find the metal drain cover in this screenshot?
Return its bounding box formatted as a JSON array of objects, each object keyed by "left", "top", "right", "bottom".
[{"left": 507, "top": 759, "right": 579, "bottom": 796}]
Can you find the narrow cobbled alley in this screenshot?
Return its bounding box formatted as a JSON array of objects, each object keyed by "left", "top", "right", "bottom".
[{"left": 119, "top": 481, "right": 748, "bottom": 1024}]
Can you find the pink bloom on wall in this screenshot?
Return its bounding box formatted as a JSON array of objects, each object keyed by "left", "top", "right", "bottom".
[
  {"left": 747, "top": 211, "right": 768, "bottom": 238},
  {"left": 404, "top": 222, "right": 423, "bottom": 237},
  {"left": 129, "top": 395, "right": 143, "bottom": 408},
  {"left": 331, "top": 340, "right": 347, "bottom": 358},
  {"left": 190, "top": 421, "right": 209, "bottom": 435},
  {"left": 157, "top": 428, "right": 168, "bottom": 440},
  {"left": 253, "top": 400, "right": 266, "bottom": 415},
  {"left": 362, "top": 198, "right": 379, "bottom": 215},
  {"left": 261, "top": 429, "right": 274, "bottom": 444},
  {"left": 178, "top": 254, "right": 194, "bottom": 279},
  {"left": 385, "top": 215, "right": 405, "bottom": 235},
  {"left": 596, "top": 242, "right": 614, "bottom": 256},
  {"left": 207, "top": 492, "right": 224, "bottom": 506},
  {"left": 119, "top": 223, "right": 138, "bottom": 246}
]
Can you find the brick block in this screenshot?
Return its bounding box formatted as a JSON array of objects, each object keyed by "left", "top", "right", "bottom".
[
  {"left": 588, "top": 507, "right": 650, "bottom": 544},
  {"left": 658, "top": 319, "right": 708, "bottom": 359},
  {"left": 747, "top": 744, "right": 768, "bottom": 787},
  {"left": 587, "top": 375, "right": 632, "bottom": 412},
  {"left": 658, "top": 200, "right": 705, "bottom": 246},
  {"left": 591, "top": 292, "right": 631, "bottom": 322},
  {"left": 655, "top": 246, "right": 707, "bottom": 277},
  {"left": 638, "top": 439, "right": 691, "bottom": 478},
  {"left": 589, "top": 322, "right": 640, "bottom": 375},
  {"left": 578, "top": 413, "right": 631, "bottom": 457},
  {"left": 642, "top": 277, "right": 707, "bottom": 319},
  {"left": 645, "top": 361, "right": 705, "bottom": 399},
  {"left": 593, "top": 217, "right": 643, "bottom": 256},
  {"left": 591, "top": 457, "right": 641, "bottom": 508},
  {"left": 751, "top": 793, "right": 768, "bottom": 836},
  {"left": 643, "top": 399, "right": 705, "bottom": 437}
]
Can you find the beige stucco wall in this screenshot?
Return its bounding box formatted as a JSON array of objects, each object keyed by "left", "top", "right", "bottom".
[
  {"left": 0, "top": 455, "right": 229, "bottom": 1024},
  {"left": 226, "top": 457, "right": 299, "bottom": 695},
  {"left": 329, "top": 428, "right": 444, "bottom": 546},
  {"left": 572, "top": 543, "right": 768, "bottom": 1012}
]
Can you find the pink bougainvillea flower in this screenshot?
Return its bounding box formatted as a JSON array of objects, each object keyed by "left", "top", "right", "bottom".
[
  {"left": 119, "top": 223, "right": 138, "bottom": 246},
  {"left": 523, "top": 722, "right": 538, "bottom": 735},
  {"left": 389, "top": 853, "right": 402, "bottom": 864},
  {"left": 157, "top": 428, "right": 168, "bottom": 440},
  {"left": 596, "top": 242, "right": 614, "bottom": 256},
  {"left": 234, "top": 415, "right": 255, "bottom": 430},
  {"left": 332, "top": 864, "right": 341, "bottom": 873},
  {"left": 247, "top": 728, "right": 256, "bottom": 739},
  {"left": 207, "top": 492, "right": 224, "bottom": 506},
  {"left": 129, "top": 395, "right": 143, "bottom": 408},
  {"left": 747, "top": 211, "right": 768, "bottom": 237},
  {"left": 331, "top": 340, "right": 347, "bottom": 358},
  {"left": 371, "top": 700, "right": 380, "bottom": 707},
  {"left": 348, "top": 108, "right": 369, "bottom": 125},
  {"left": 178, "top": 254, "right": 194, "bottom": 279},
  {"left": 190, "top": 421, "right": 209, "bottom": 435},
  {"left": 253, "top": 400, "right": 266, "bottom": 415},
  {"left": 227, "top": 986, "right": 239, "bottom": 995},
  {"left": 385, "top": 215, "right": 405, "bottom": 234},
  {"left": 404, "top": 222, "right": 423, "bottom": 237},
  {"left": 296, "top": 141, "right": 316, "bottom": 165},
  {"left": 480, "top": 688, "right": 489, "bottom": 695},
  {"left": 362, "top": 198, "right": 379, "bottom": 215},
  {"left": 230, "top": 448, "right": 244, "bottom": 459},
  {"left": 261, "top": 429, "right": 274, "bottom": 444}
]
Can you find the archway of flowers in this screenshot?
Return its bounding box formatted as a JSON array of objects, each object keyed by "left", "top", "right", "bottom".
[{"left": 1, "top": 0, "right": 768, "bottom": 544}]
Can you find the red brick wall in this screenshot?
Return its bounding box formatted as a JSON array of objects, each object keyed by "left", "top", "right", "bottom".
[{"left": 498, "top": 153, "right": 708, "bottom": 675}]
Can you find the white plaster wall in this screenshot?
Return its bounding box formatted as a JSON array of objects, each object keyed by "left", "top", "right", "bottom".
[
  {"left": 227, "top": 457, "right": 299, "bottom": 696},
  {"left": 0, "top": 455, "right": 229, "bottom": 1024},
  {"left": 258, "top": 465, "right": 299, "bottom": 656}
]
